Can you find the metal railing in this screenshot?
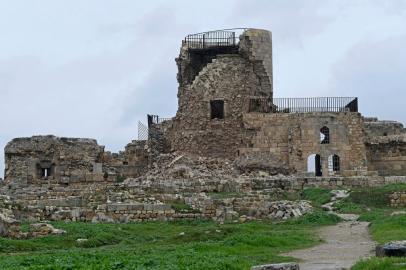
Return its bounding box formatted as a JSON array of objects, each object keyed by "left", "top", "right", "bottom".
[
  {"left": 184, "top": 28, "right": 248, "bottom": 50},
  {"left": 273, "top": 97, "right": 358, "bottom": 113},
  {"left": 248, "top": 97, "right": 272, "bottom": 113},
  {"left": 147, "top": 115, "right": 173, "bottom": 127}
]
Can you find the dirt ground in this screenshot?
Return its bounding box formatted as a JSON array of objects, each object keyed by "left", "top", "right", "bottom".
[{"left": 285, "top": 214, "right": 376, "bottom": 270}]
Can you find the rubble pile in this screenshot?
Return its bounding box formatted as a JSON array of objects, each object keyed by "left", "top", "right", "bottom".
[{"left": 267, "top": 200, "right": 313, "bottom": 220}]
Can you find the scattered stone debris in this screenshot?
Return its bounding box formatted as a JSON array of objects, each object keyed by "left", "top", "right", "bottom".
[
  {"left": 390, "top": 191, "right": 406, "bottom": 207},
  {"left": 322, "top": 189, "right": 350, "bottom": 212},
  {"left": 330, "top": 190, "right": 350, "bottom": 201},
  {"left": 76, "top": 238, "right": 89, "bottom": 244},
  {"left": 0, "top": 212, "right": 66, "bottom": 239},
  {"left": 391, "top": 211, "right": 406, "bottom": 216},
  {"left": 376, "top": 241, "right": 406, "bottom": 257},
  {"left": 267, "top": 201, "right": 312, "bottom": 220},
  {"left": 29, "top": 223, "right": 66, "bottom": 237},
  {"left": 251, "top": 263, "right": 299, "bottom": 270},
  {"left": 0, "top": 212, "right": 22, "bottom": 239}
]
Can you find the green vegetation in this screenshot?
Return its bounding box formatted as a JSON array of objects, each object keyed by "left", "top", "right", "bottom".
[
  {"left": 0, "top": 212, "right": 339, "bottom": 270},
  {"left": 300, "top": 188, "right": 332, "bottom": 207},
  {"left": 332, "top": 184, "right": 406, "bottom": 270},
  {"left": 352, "top": 257, "right": 406, "bottom": 270},
  {"left": 116, "top": 175, "right": 126, "bottom": 183},
  {"left": 169, "top": 200, "right": 200, "bottom": 213},
  {"left": 6, "top": 184, "right": 406, "bottom": 269}
]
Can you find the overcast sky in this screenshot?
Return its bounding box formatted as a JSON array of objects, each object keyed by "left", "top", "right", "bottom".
[{"left": 1, "top": 0, "right": 406, "bottom": 177}]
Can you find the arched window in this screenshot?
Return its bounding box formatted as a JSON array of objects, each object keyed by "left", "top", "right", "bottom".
[
  {"left": 328, "top": 154, "right": 340, "bottom": 174},
  {"left": 320, "top": 126, "right": 330, "bottom": 144},
  {"left": 308, "top": 154, "right": 322, "bottom": 177}
]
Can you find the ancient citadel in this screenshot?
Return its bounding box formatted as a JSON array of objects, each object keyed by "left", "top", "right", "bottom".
[{"left": 1, "top": 28, "right": 406, "bottom": 229}]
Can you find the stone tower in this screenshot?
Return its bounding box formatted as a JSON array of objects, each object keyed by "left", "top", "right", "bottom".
[{"left": 170, "top": 28, "right": 274, "bottom": 158}]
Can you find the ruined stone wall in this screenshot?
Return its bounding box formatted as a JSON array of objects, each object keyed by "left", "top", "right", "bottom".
[
  {"left": 364, "top": 118, "right": 406, "bottom": 138},
  {"left": 4, "top": 136, "right": 149, "bottom": 186},
  {"left": 390, "top": 191, "right": 406, "bottom": 207},
  {"left": 365, "top": 136, "right": 406, "bottom": 176},
  {"left": 170, "top": 29, "right": 273, "bottom": 158},
  {"left": 148, "top": 120, "right": 173, "bottom": 166},
  {"left": 4, "top": 136, "right": 105, "bottom": 186},
  {"left": 364, "top": 119, "right": 406, "bottom": 176},
  {"left": 241, "top": 112, "right": 368, "bottom": 176}
]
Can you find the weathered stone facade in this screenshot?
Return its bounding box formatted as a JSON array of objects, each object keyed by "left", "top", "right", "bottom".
[
  {"left": 241, "top": 112, "right": 368, "bottom": 177},
  {"left": 4, "top": 135, "right": 148, "bottom": 186}
]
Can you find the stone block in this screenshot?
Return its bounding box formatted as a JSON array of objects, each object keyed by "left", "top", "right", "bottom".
[{"left": 251, "top": 263, "right": 299, "bottom": 270}]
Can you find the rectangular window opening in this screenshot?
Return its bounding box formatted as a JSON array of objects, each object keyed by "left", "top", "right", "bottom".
[{"left": 210, "top": 100, "right": 224, "bottom": 120}]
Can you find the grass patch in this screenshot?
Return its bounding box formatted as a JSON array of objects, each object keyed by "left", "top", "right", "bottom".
[
  {"left": 169, "top": 200, "right": 200, "bottom": 213},
  {"left": 352, "top": 257, "right": 406, "bottom": 270},
  {"left": 300, "top": 188, "right": 332, "bottom": 207},
  {"left": 0, "top": 218, "right": 339, "bottom": 269},
  {"left": 283, "top": 210, "right": 341, "bottom": 226}
]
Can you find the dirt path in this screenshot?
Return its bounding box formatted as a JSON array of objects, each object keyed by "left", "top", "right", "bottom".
[{"left": 285, "top": 213, "right": 376, "bottom": 270}]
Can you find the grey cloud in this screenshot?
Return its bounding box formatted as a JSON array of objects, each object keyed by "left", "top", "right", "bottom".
[
  {"left": 1, "top": 1, "right": 406, "bottom": 178},
  {"left": 329, "top": 35, "right": 406, "bottom": 124}
]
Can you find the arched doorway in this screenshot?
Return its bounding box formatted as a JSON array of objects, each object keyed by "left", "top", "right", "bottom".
[
  {"left": 328, "top": 154, "right": 340, "bottom": 175},
  {"left": 308, "top": 154, "right": 322, "bottom": 177}
]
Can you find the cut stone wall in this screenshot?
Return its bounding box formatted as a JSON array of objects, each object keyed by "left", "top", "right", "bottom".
[
  {"left": 241, "top": 112, "right": 368, "bottom": 177},
  {"left": 364, "top": 118, "right": 406, "bottom": 176}
]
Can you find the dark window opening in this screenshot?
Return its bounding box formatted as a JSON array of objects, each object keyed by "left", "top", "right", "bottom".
[
  {"left": 37, "top": 162, "right": 54, "bottom": 179},
  {"left": 41, "top": 168, "right": 51, "bottom": 178},
  {"left": 37, "top": 161, "right": 54, "bottom": 179},
  {"left": 320, "top": 126, "right": 330, "bottom": 144},
  {"left": 210, "top": 100, "right": 224, "bottom": 119},
  {"left": 332, "top": 155, "right": 340, "bottom": 172}
]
